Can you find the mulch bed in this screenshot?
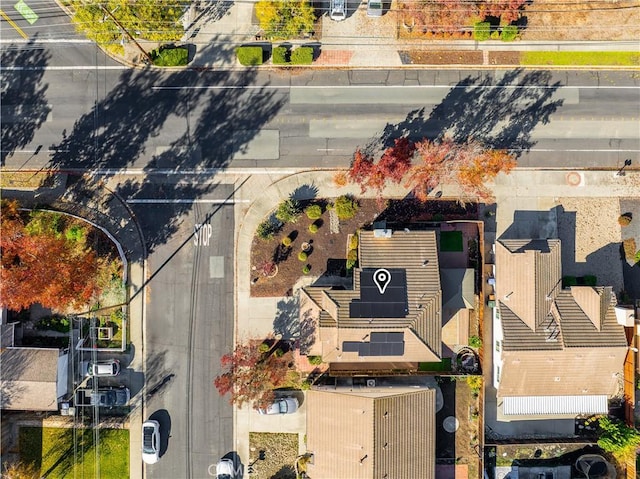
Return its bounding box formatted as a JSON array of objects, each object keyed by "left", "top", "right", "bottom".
[
  {"left": 488, "top": 51, "right": 521, "bottom": 66},
  {"left": 250, "top": 198, "right": 479, "bottom": 297},
  {"left": 399, "top": 50, "right": 484, "bottom": 65}
]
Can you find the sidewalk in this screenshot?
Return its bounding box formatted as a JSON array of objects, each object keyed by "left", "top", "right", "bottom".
[{"left": 230, "top": 166, "right": 640, "bottom": 463}]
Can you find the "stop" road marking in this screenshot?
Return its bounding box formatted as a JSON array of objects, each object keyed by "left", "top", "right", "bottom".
[{"left": 194, "top": 223, "right": 212, "bottom": 246}]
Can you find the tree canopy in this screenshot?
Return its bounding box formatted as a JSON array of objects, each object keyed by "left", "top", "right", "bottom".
[
  {"left": 0, "top": 200, "right": 118, "bottom": 312},
  {"left": 597, "top": 416, "right": 640, "bottom": 462},
  {"left": 214, "top": 340, "right": 295, "bottom": 409},
  {"left": 347, "top": 137, "right": 516, "bottom": 201},
  {"left": 255, "top": 0, "right": 316, "bottom": 40},
  {"left": 66, "top": 0, "right": 186, "bottom": 51}
]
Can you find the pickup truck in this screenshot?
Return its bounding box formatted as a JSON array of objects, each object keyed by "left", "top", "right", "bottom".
[{"left": 75, "top": 387, "right": 130, "bottom": 407}]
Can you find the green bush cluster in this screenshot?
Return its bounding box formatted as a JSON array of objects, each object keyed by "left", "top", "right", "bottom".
[
  {"left": 291, "top": 46, "right": 314, "bottom": 65},
  {"left": 150, "top": 46, "right": 189, "bottom": 66},
  {"left": 282, "top": 236, "right": 293, "bottom": 247},
  {"left": 36, "top": 315, "right": 71, "bottom": 333},
  {"left": 272, "top": 46, "right": 289, "bottom": 64},
  {"left": 276, "top": 198, "right": 302, "bottom": 223},
  {"left": 473, "top": 22, "right": 491, "bottom": 41},
  {"left": 236, "top": 46, "right": 263, "bottom": 66},
  {"left": 298, "top": 251, "right": 308, "bottom": 261},
  {"left": 468, "top": 335, "right": 482, "bottom": 348},
  {"left": 334, "top": 195, "right": 359, "bottom": 220},
  {"left": 305, "top": 204, "right": 322, "bottom": 220},
  {"left": 257, "top": 220, "right": 279, "bottom": 240},
  {"left": 348, "top": 233, "right": 359, "bottom": 250},
  {"left": 302, "top": 264, "right": 311, "bottom": 274},
  {"left": 309, "top": 223, "right": 319, "bottom": 233},
  {"left": 307, "top": 355, "right": 323, "bottom": 365},
  {"left": 501, "top": 25, "right": 518, "bottom": 42}
]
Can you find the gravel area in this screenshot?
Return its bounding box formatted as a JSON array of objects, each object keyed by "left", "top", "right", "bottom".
[{"left": 557, "top": 197, "right": 623, "bottom": 292}]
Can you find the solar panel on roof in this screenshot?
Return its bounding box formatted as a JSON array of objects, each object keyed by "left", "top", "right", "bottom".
[
  {"left": 342, "top": 341, "right": 360, "bottom": 352},
  {"left": 350, "top": 268, "right": 408, "bottom": 318}
]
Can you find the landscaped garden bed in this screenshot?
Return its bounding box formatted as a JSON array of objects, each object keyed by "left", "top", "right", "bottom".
[
  {"left": 248, "top": 432, "right": 299, "bottom": 479},
  {"left": 251, "top": 197, "right": 479, "bottom": 297}
]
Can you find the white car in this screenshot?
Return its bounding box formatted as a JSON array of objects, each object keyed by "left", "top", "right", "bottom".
[
  {"left": 82, "top": 359, "right": 120, "bottom": 377},
  {"left": 142, "top": 420, "right": 160, "bottom": 464},
  {"left": 216, "top": 458, "right": 236, "bottom": 478},
  {"left": 257, "top": 397, "right": 299, "bottom": 415}
]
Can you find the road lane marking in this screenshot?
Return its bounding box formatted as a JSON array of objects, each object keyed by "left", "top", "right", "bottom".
[
  {"left": 0, "top": 8, "right": 28, "bottom": 39},
  {"left": 125, "top": 199, "right": 249, "bottom": 204},
  {"left": 0, "top": 38, "right": 92, "bottom": 43},
  {"left": 209, "top": 256, "right": 224, "bottom": 278},
  {"left": 14, "top": 0, "right": 37, "bottom": 24},
  {"left": 2, "top": 66, "right": 128, "bottom": 70},
  {"left": 152, "top": 85, "right": 640, "bottom": 91}
]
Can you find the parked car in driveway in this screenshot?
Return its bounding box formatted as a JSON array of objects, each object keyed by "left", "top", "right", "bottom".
[
  {"left": 82, "top": 359, "right": 120, "bottom": 377},
  {"left": 142, "top": 420, "right": 160, "bottom": 464},
  {"left": 257, "top": 397, "right": 299, "bottom": 415},
  {"left": 367, "top": 0, "right": 383, "bottom": 16},
  {"left": 329, "top": 0, "right": 346, "bottom": 21},
  {"left": 75, "top": 386, "right": 130, "bottom": 408}
]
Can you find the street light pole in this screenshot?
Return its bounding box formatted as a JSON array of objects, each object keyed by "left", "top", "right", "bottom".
[{"left": 615, "top": 159, "right": 632, "bottom": 177}]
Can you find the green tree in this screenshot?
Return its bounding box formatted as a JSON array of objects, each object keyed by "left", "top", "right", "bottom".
[
  {"left": 66, "top": 0, "right": 186, "bottom": 53},
  {"left": 255, "top": 0, "right": 315, "bottom": 40},
  {"left": 597, "top": 416, "right": 640, "bottom": 462},
  {"left": 275, "top": 198, "right": 302, "bottom": 223}
]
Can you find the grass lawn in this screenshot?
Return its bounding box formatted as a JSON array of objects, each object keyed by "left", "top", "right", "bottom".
[
  {"left": 440, "top": 231, "right": 464, "bottom": 252},
  {"left": 521, "top": 51, "right": 640, "bottom": 66},
  {"left": 419, "top": 358, "right": 452, "bottom": 372},
  {"left": 19, "top": 427, "right": 129, "bottom": 478}
]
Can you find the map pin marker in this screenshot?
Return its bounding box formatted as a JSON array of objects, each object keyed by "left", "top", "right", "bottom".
[{"left": 373, "top": 268, "right": 391, "bottom": 295}]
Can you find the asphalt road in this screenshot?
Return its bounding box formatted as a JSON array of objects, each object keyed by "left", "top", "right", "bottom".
[
  {"left": 2, "top": 62, "right": 639, "bottom": 173},
  {"left": 133, "top": 184, "right": 235, "bottom": 479}
]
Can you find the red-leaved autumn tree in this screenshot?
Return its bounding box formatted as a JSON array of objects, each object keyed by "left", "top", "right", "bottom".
[
  {"left": 345, "top": 137, "right": 516, "bottom": 201},
  {"left": 214, "top": 340, "right": 295, "bottom": 409},
  {"left": 407, "top": 138, "right": 516, "bottom": 201},
  {"left": 0, "top": 200, "right": 102, "bottom": 312}
]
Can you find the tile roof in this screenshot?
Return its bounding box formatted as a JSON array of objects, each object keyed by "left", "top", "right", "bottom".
[
  {"left": 302, "top": 230, "right": 442, "bottom": 363},
  {"left": 496, "top": 238, "right": 627, "bottom": 400},
  {"left": 306, "top": 388, "right": 436, "bottom": 479}
]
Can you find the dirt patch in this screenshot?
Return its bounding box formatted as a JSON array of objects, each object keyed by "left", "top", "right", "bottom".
[
  {"left": 454, "top": 379, "right": 481, "bottom": 477},
  {"left": 248, "top": 432, "right": 299, "bottom": 479},
  {"left": 400, "top": 50, "right": 484, "bottom": 65},
  {"left": 488, "top": 51, "right": 521, "bottom": 66}
]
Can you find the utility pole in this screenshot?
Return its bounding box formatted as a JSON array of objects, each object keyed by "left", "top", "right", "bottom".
[{"left": 99, "top": 5, "right": 154, "bottom": 64}]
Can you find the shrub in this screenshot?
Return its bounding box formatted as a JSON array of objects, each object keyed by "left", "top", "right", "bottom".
[
  {"left": 334, "top": 195, "right": 359, "bottom": 220},
  {"left": 258, "top": 342, "right": 271, "bottom": 353},
  {"left": 36, "top": 315, "right": 70, "bottom": 333},
  {"left": 501, "top": 25, "right": 518, "bottom": 41},
  {"left": 272, "top": 46, "right": 289, "bottom": 64},
  {"left": 469, "top": 335, "right": 482, "bottom": 348},
  {"left": 348, "top": 233, "right": 359, "bottom": 250},
  {"left": 282, "top": 236, "right": 292, "bottom": 247},
  {"left": 473, "top": 22, "right": 491, "bottom": 41},
  {"left": 307, "top": 355, "right": 323, "bottom": 365},
  {"left": 347, "top": 249, "right": 358, "bottom": 262},
  {"left": 309, "top": 223, "right": 319, "bottom": 234},
  {"left": 301, "top": 379, "right": 312, "bottom": 390},
  {"left": 291, "top": 46, "right": 314, "bottom": 65},
  {"left": 490, "top": 30, "right": 500, "bottom": 40},
  {"left": 150, "top": 46, "right": 189, "bottom": 66},
  {"left": 562, "top": 276, "right": 578, "bottom": 287},
  {"left": 303, "top": 264, "right": 311, "bottom": 274},
  {"left": 298, "top": 251, "right": 308, "bottom": 261},
  {"left": 467, "top": 375, "right": 482, "bottom": 393},
  {"left": 236, "top": 46, "right": 263, "bottom": 66},
  {"left": 619, "top": 214, "right": 632, "bottom": 226},
  {"left": 276, "top": 198, "right": 302, "bottom": 223},
  {"left": 305, "top": 204, "right": 322, "bottom": 220},
  {"left": 583, "top": 275, "right": 597, "bottom": 286},
  {"left": 257, "top": 220, "right": 278, "bottom": 240},
  {"left": 346, "top": 259, "right": 357, "bottom": 270},
  {"left": 597, "top": 417, "right": 640, "bottom": 462}
]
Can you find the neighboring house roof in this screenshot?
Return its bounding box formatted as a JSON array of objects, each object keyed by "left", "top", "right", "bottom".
[
  {"left": 306, "top": 388, "right": 436, "bottom": 479},
  {"left": 495, "top": 238, "right": 627, "bottom": 402},
  {"left": 441, "top": 268, "right": 475, "bottom": 311},
  {"left": 301, "top": 230, "right": 442, "bottom": 363},
  {"left": 0, "top": 347, "right": 62, "bottom": 411},
  {"left": 502, "top": 395, "right": 608, "bottom": 415}
]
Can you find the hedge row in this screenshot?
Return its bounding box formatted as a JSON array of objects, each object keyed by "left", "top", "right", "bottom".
[
  {"left": 236, "top": 45, "right": 315, "bottom": 66},
  {"left": 150, "top": 46, "right": 189, "bottom": 66},
  {"left": 473, "top": 23, "right": 519, "bottom": 42}
]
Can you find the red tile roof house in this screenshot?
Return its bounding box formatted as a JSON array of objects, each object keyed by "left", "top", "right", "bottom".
[
  {"left": 492, "top": 239, "right": 628, "bottom": 418},
  {"left": 299, "top": 229, "right": 461, "bottom": 479}
]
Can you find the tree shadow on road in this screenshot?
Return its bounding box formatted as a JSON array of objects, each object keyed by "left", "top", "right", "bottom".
[
  {"left": 45, "top": 37, "right": 285, "bottom": 258},
  {"left": 1, "top": 38, "right": 51, "bottom": 166},
  {"left": 377, "top": 68, "right": 564, "bottom": 156}
]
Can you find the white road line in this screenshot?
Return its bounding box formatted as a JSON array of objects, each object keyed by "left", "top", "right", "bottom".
[
  {"left": 152, "top": 85, "right": 640, "bottom": 91},
  {"left": 0, "top": 38, "right": 93, "bottom": 43},
  {"left": 89, "top": 168, "right": 300, "bottom": 175},
  {"left": 125, "top": 198, "right": 250, "bottom": 204},
  {"left": 2, "top": 66, "right": 128, "bottom": 71}
]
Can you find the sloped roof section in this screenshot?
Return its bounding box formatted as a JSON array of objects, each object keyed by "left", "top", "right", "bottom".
[
  {"left": 441, "top": 268, "right": 475, "bottom": 310},
  {"left": 496, "top": 239, "right": 561, "bottom": 331},
  {"left": 303, "top": 230, "right": 442, "bottom": 362},
  {"left": 1, "top": 347, "right": 61, "bottom": 411},
  {"left": 570, "top": 286, "right": 608, "bottom": 331},
  {"left": 306, "top": 388, "right": 435, "bottom": 479}
]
